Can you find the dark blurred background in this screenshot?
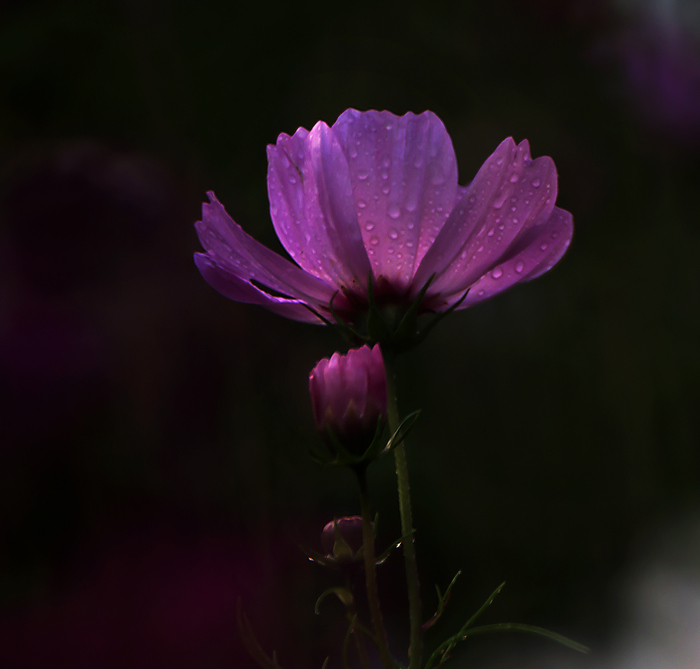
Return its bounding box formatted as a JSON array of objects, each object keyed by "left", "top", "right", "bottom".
[{"left": 1, "top": 0, "right": 699, "bottom": 667}]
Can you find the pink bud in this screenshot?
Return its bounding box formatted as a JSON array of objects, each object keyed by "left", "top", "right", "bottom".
[
  {"left": 321, "top": 516, "right": 365, "bottom": 558},
  {"left": 308, "top": 344, "right": 387, "bottom": 454}
]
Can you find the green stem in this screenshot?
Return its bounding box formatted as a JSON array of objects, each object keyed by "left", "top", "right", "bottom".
[
  {"left": 382, "top": 347, "right": 423, "bottom": 669},
  {"left": 356, "top": 467, "right": 395, "bottom": 669}
]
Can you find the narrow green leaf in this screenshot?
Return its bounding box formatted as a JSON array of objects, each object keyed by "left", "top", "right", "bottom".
[
  {"left": 461, "top": 623, "right": 590, "bottom": 653},
  {"left": 423, "top": 570, "right": 462, "bottom": 631},
  {"left": 375, "top": 531, "right": 415, "bottom": 565},
  {"left": 424, "top": 582, "right": 505, "bottom": 669},
  {"left": 384, "top": 410, "right": 421, "bottom": 453},
  {"left": 315, "top": 587, "right": 354, "bottom": 615}
]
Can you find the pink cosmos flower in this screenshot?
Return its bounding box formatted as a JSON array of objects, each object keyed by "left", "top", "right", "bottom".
[{"left": 194, "top": 109, "right": 572, "bottom": 326}]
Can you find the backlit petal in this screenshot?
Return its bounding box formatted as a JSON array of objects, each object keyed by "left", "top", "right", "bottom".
[{"left": 332, "top": 109, "right": 458, "bottom": 288}]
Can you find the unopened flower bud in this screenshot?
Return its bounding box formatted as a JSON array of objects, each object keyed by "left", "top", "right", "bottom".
[
  {"left": 321, "top": 516, "right": 365, "bottom": 559},
  {"left": 309, "top": 344, "right": 387, "bottom": 455}
]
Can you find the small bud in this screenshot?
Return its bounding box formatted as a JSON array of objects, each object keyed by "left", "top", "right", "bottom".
[
  {"left": 321, "top": 516, "right": 365, "bottom": 560},
  {"left": 309, "top": 344, "right": 387, "bottom": 457}
]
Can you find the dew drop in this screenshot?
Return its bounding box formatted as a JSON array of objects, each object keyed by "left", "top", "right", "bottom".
[
  {"left": 551, "top": 232, "right": 559, "bottom": 239},
  {"left": 407, "top": 222, "right": 415, "bottom": 230},
  {"left": 531, "top": 177, "right": 541, "bottom": 188},
  {"left": 498, "top": 224, "right": 505, "bottom": 231},
  {"left": 509, "top": 173, "right": 519, "bottom": 183},
  {"left": 365, "top": 222, "right": 375, "bottom": 231},
  {"left": 477, "top": 245, "right": 484, "bottom": 253},
  {"left": 381, "top": 185, "right": 391, "bottom": 195},
  {"left": 487, "top": 228, "right": 495, "bottom": 237},
  {"left": 389, "top": 227, "right": 399, "bottom": 240},
  {"left": 288, "top": 176, "right": 296, "bottom": 185},
  {"left": 357, "top": 199, "right": 366, "bottom": 209},
  {"left": 492, "top": 267, "right": 503, "bottom": 279},
  {"left": 515, "top": 261, "right": 524, "bottom": 273},
  {"left": 370, "top": 236, "right": 379, "bottom": 246},
  {"left": 492, "top": 191, "right": 508, "bottom": 209},
  {"left": 380, "top": 169, "right": 389, "bottom": 180},
  {"left": 431, "top": 171, "right": 446, "bottom": 186},
  {"left": 388, "top": 204, "right": 401, "bottom": 219},
  {"left": 478, "top": 289, "right": 485, "bottom": 296},
  {"left": 540, "top": 242, "right": 548, "bottom": 251},
  {"left": 357, "top": 170, "right": 368, "bottom": 180}
]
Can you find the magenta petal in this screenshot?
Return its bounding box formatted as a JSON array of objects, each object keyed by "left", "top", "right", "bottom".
[
  {"left": 413, "top": 139, "right": 557, "bottom": 298},
  {"left": 308, "top": 122, "right": 372, "bottom": 287},
  {"left": 445, "top": 206, "right": 573, "bottom": 309},
  {"left": 194, "top": 254, "right": 324, "bottom": 323},
  {"left": 267, "top": 123, "right": 371, "bottom": 291},
  {"left": 332, "top": 109, "right": 459, "bottom": 288},
  {"left": 195, "top": 192, "right": 334, "bottom": 306}
]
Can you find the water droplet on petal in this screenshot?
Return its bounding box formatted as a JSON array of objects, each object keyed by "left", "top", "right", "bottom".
[
  {"left": 389, "top": 227, "right": 399, "bottom": 240},
  {"left": 478, "top": 289, "right": 485, "bottom": 296},
  {"left": 551, "top": 232, "right": 559, "bottom": 239},
  {"left": 388, "top": 204, "right": 401, "bottom": 219},
  {"left": 487, "top": 228, "right": 495, "bottom": 237},
  {"left": 492, "top": 191, "right": 508, "bottom": 209},
  {"left": 492, "top": 267, "right": 503, "bottom": 279},
  {"left": 540, "top": 242, "right": 548, "bottom": 251},
  {"left": 365, "top": 222, "right": 375, "bottom": 231},
  {"left": 509, "top": 173, "right": 519, "bottom": 183},
  {"left": 381, "top": 185, "right": 391, "bottom": 195},
  {"left": 357, "top": 199, "right": 366, "bottom": 209},
  {"left": 531, "top": 177, "right": 541, "bottom": 188},
  {"left": 357, "top": 170, "right": 368, "bottom": 181},
  {"left": 515, "top": 261, "right": 524, "bottom": 273},
  {"left": 370, "top": 236, "right": 379, "bottom": 246}
]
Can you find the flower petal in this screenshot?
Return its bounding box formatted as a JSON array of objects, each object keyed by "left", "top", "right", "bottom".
[
  {"left": 194, "top": 253, "right": 324, "bottom": 323},
  {"left": 194, "top": 192, "right": 334, "bottom": 305},
  {"left": 442, "top": 206, "right": 573, "bottom": 309},
  {"left": 332, "top": 109, "right": 458, "bottom": 288},
  {"left": 413, "top": 138, "right": 558, "bottom": 298},
  {"left": 267, "top": 123, "right": 371, "bottom": 291}
]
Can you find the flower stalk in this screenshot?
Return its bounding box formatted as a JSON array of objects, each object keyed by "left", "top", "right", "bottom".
[
  {"left": 382, "top": 347, "right": 423, "bottom": 669},
  {"left": 355, "top": 465, "right": 395, "bottom": 669}
]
